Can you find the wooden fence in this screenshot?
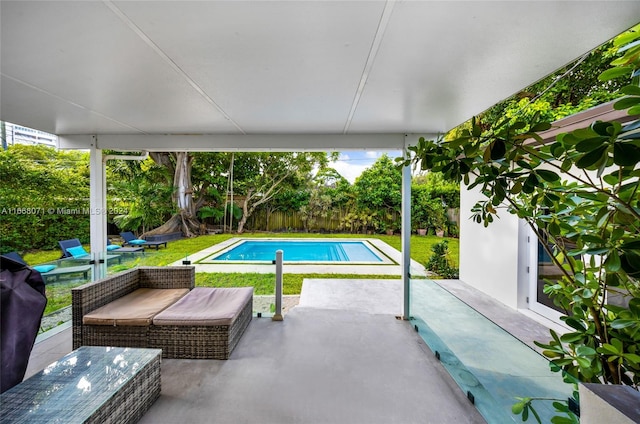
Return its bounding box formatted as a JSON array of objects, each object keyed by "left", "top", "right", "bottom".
[
  {"left": 247, "top": 210, "right": 343, "bottom": 232},
  {"left": 243, "top": 208, "right": 459, "bottom": 233}
]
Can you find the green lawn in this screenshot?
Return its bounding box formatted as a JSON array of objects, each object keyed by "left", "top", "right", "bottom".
[
  {"left": 196, "top": 272, "right": 403, "bottom": 295},
  {"left": 24, "top": 232, "right": 458, "bottom": 270},
  {"left": 27, "top": 232, "right": 458, "bottom": 316}
]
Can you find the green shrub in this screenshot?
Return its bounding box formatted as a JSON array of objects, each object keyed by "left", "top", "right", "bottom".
[
  {"left": 426, "top": 240, "right": 459, "bottom": 279},
  {"left": 0, "top": 145, "right": 90, "bottom": 253}
]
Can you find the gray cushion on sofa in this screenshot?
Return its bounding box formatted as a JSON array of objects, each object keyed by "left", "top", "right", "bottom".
[{"left": 152, "top": 287, "right": 253, "bottom": 326}]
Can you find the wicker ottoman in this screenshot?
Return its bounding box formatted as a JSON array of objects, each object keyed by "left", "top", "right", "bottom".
[{"left": 150, "top": 287, "right": 254, "bottom": 359}]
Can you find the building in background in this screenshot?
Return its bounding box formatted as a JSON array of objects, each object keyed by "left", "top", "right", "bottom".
[{"left": 1, "top": 122, "right": 57, "bottom": 148}]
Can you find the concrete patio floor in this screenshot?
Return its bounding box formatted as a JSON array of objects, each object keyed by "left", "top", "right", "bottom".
[{"left": 24, "top": 277, "right": 564, "bottom": 423}]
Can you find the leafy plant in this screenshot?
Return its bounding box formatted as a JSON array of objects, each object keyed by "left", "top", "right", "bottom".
[
  {"left": 426, "top": 240, "right": 459, "bottom": 279},
  {"left": 197, "top": 206, "right": 225, "bottom": 222},
  {"left": 411, "top": 185, "right": 448, "bottom": 232},
  {"left": 402, "top": 24, "right": 640, "bottom": 422},
  {"left": 0, "top": 145, "right": 91, "bottom": 253},
  {"left": 412, "top": 171, "right": 460, "bottom": 208},
  {"left": 108, "top": 156, "right": 174, "bottom": 234}
]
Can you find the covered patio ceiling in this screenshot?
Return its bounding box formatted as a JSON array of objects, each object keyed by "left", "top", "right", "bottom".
[{"left": 2, "top": 1, "right": 640, "bottom": 152}]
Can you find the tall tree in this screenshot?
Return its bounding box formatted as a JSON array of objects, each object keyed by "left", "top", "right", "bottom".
[
  {"left": 353, "top": 154, "right": 402, "bottom": 212},
  {"left": 297, "top": 167, "right": 351, "bottom": 232},
  {"left": 233, "top": 152, "right": 333, "bottom": 233},
  {"left": 352, "top": 154, "right": 402, "bottom": 232},
  {"left": 137, "top": 152, "right": 199, "bottom": 237},
  {"left": 141, "top": 152, "right": 231, "bottom": 237}
]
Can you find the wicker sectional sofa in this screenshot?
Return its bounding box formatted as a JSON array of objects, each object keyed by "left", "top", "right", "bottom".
[{"left": 72, "top": 266, "right": 253, "bottom": 359}]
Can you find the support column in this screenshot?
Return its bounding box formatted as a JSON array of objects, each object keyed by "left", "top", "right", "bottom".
[
  {"left": 273, "top": 250, "right": 284, "bottom": 321},
  {"left": 401, "top": 145, "right": 412, "bottom": 319},
  {"left": 89, "top": 138, "right": 107, "bottom": 280}
]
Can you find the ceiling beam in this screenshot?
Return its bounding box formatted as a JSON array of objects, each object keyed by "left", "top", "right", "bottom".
[{"left": 58, "top": 133, "right": 433, "bottom": 152}]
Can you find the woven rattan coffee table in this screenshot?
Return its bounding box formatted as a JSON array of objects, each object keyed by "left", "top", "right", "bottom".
[{"left": 0, "top": 346, "right": 161, "bottom": 423}]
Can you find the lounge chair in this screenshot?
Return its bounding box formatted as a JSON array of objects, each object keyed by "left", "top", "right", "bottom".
[
  {"left": 58, "top": 239, "right": 122, "bottom": 264},
  {"left": 120, "top": 232, "right": 167, "bottom": 250},
  {"left": 2, "top": 252, "right": 91, "bottom": 283},
  {"left": 107, "top": 239, "right": 144, "bottom": 255}
]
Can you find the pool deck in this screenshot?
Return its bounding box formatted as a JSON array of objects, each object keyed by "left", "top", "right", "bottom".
[{"left": 172, "top": 237, "right": 428, "bottom": 276}]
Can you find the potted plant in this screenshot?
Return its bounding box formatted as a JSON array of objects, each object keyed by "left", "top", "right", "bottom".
[
  {"left": 411, "top": 208, "right": 429, "bottom": 236},
  {"left": 386, "top": 218, "right": 401, "bottom": 235}
]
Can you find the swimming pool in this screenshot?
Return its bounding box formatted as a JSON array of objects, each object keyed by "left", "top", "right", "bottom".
[{"left": 203, "top": 239, "right": 386, "bottom": 263}]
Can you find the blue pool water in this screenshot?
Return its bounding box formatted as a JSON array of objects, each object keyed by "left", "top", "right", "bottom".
[{"left": 209, "top": 240, "right": 383, "bottom": 262}]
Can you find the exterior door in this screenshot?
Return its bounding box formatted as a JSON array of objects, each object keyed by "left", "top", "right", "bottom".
[{"left": 528, "top": 228, "right": 565, "bottom": 322}]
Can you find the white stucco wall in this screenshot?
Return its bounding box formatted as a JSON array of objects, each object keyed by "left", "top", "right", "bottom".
[{"left": 459, "top": 183, "right": 521, "bottom": 309}]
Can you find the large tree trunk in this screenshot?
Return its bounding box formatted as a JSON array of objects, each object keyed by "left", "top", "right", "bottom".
[
  {"left": 174, "top": 152, "right": 193, "bottom": 212},
  {"left": 145, "top": 152, "right": 201, "bottom": 237},
  {"left": 236, "top": 189, "right": 253, "bottom": 234},
  {"left": 142, "top": 210, "right": 201, "bottom": 238}
]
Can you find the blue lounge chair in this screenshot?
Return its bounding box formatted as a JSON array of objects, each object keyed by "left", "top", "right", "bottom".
[
  {"left": 2, "top": 252, "right": 91, "bottom": 283},
  {"left": 107, "top": 239, "right": 144, "bottom": 255},
  {"left": 120, "top": 232, "right": 167, "bottom": 250},
  {"left": 58, "top": 239, "right": 122, "bottom": 264}
]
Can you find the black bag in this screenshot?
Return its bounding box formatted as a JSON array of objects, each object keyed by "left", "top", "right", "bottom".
[{"left": 1, "top": 255, "right": 47, "bottom": 393}]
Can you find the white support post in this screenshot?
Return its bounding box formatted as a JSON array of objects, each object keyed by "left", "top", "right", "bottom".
[
  {"left": 89, "top": 138, "right": 107, "bottom": 280},
  {"left": 273, "top": 250, "right": 284, "bottom": 321},
  {"left": 401, "top": 143, "right": 412, "bottom": 319}
]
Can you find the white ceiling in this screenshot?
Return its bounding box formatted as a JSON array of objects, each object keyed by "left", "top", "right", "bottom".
[{"left": 1, "top": 1, "right": 639, "bottom": 151}]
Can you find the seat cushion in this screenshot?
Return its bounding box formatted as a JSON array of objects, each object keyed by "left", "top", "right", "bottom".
[
  {"left": 33, "top": 264, "right": 57, "bottom": 273},
  {"left": 67, "top": 246, "right": 89, "bottom": 258},
  {"left": 83, "top": 288, "right": 190, "bottom": 326},
  {"left": 153, "top": 287, "right": 253, "bottom": 326}
]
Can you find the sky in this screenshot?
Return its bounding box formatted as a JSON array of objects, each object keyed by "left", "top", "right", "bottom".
[{"left": 330, "top": 150, "right": 402, "bottom": 183}]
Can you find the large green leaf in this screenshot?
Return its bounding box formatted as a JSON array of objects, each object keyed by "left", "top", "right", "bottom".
[
  {"left": 591, "top": 121, "right": 617, "bottom": 137},
  {"left": 621, "top": 85, "right": 640, "bottom": 96},
  {"left": 560, "top": 333, "right": 584, "bottom": 343},
  {"left": 490, "top": 139, "right": 507, "bottom": 160},
  {"left": 614, "top": 96, "right": 640, "bottom": 110},
  {"left": 614, "top": 31, "right": 640, "bottom": 48},
  {"left": 523, "top": 173, "right": 539, "bottom": 193},
  {"left": 613, "top": 142, "right": 640, "bottom": 166},
  {"left": 599, "top": 66, "right": 633, "bottom": 81},
  {"left": 604, "top": 250, "right": 621, "bottom": 272},
  {"left": 611, "top": 319, "right": 638, "bottom": 329},
  {"left": 575, "top": 146, "right": 607, "bottom": 169},
  {"left": 549, "top": 143, "right": 565, "bottom": 159},
  {"left": 530, "top": 122, "right": 552, "bottom": 132},
  {"left": 611, "top": 43, "right": 640, "bottom": 65},
  {"left": 575, "top": 137, "right": 606, "bottom": 152},
  {"left": 563, "top": 317, "right": 587, "bottom": 332},
  {"left": 536, "top": 170, "right": 561, "bottom": 182}
]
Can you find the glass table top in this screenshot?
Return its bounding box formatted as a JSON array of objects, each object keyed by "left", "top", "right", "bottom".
[{"left": 0, "top": 346, "right": 161, "bottom": 423}]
